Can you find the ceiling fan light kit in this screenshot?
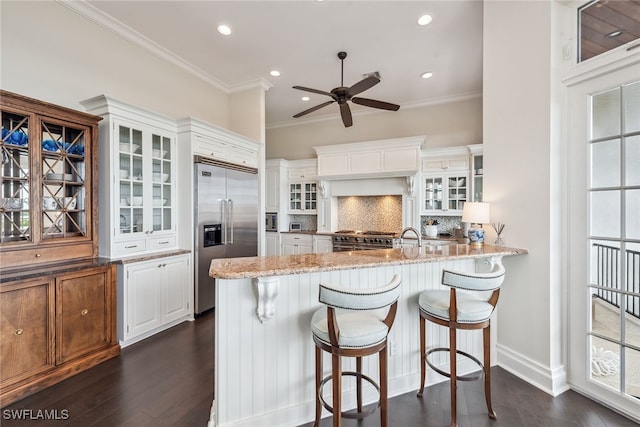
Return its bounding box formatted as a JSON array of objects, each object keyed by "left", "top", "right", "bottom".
[{"left": 292, "top": 51, "right": 400, "bottom": 127}]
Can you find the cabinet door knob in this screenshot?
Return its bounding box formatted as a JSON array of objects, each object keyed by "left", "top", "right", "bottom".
[
  {"left": 81, "top": 309, "right": 89, "bottom": 316},
  {"left": 35, "top": 254, "right": 41, "bottom": 258},
  {"left": 14, "top": 328, "right": 23, "bottom": 336}
]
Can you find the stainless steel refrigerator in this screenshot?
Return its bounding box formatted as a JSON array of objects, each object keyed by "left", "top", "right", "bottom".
[{"left": 194, "top": 157, "right": 258, "bottom": 314}]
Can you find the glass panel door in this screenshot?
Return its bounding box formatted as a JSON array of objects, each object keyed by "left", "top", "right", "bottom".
[
  {"left": 118, "top": 124, "right": 144, "bottom": 235},
  {"left": 41, "top": 120, "right": 87, "bottom": 239},
  {"left": 588, "top": 81, "right": 640, "bottom": 401},
  {"left": 1, "top": 111, "right": 30, "bottom": 243},
  {"left": 151, "top": 134, "right": 172, "bottom": 231}
]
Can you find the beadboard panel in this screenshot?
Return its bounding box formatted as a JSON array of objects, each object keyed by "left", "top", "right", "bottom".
[{"left": 215, "top": 258, "right": 489, "bottom": 426}]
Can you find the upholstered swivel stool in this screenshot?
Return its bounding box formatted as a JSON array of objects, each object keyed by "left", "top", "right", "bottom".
[
  {"left": 417, "top": 263, "right": 505, "bottom": 427},
  {"left": 311, "top": 274, "right": 402, "bottom": 427}
]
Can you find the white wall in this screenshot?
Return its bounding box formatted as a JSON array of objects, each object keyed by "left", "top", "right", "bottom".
[
  {"left": 266, "top": 96, "right": 482, "bottom": 159},
  {"left": 483, "top": 1, "right": 568, "bottom": 395},
  {"left": 0, "top": 1, "right": 230, "bottom": 127}
]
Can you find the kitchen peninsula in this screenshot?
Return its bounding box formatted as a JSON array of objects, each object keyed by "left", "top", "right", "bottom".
[{"left": 208, "top": 244, "right": 526, "bottom": 427}]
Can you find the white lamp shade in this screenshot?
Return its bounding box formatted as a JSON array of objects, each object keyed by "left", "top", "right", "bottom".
[{"left": 462, "top": 202, "right": 490, "bottom": 224}]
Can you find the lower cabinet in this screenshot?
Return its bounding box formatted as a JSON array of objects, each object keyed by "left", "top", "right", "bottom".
[
  {"left": 118, "top": 253, "right": 193, "bottom": 347},
  {"left": 281, "top": 234, "right": 313, "bottom": 255},
  {"left": 313, "top": 235, "right": 333, "bottom": 253},
  {"left": 265, "top": 232, "right": 280, "bottom": 256},
  {"left": 0, "top": 262, "right": 119, "bottom": 406}
]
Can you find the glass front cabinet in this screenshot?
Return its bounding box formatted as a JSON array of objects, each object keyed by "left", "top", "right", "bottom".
[
  {"left": 1, "top": 90, "right": 100, "bottom": 268},
  {"left": 81, "top": 95, "right": 177, "bottom": 258}
]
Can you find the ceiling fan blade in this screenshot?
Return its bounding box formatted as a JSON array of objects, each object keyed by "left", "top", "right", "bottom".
[
  {"left": 347, "top": 76, "right": 380, "bottom": 97},
  {"left": 292, "top": 86, "right": 335, "bottom": 98},
  {"left": 292, "top": 100, "right": 335, "bottom": 118},
  {"left": 339, "top": 103, "right": 353, "bottom": 127},
  {"left": 351, "top": 97, "right": 400, "bottom": 111}
]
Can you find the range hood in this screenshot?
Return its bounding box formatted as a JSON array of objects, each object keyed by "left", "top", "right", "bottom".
[{"left": 314, "top": 136, "right": 424, "bottom": 181}]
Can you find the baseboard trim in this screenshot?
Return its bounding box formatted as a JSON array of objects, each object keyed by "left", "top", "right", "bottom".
[{"left": 497, "top": 344, "right": 569, "bottom": 396}]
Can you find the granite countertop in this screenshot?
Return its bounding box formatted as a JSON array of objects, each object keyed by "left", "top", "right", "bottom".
[
  {"left": 210, "top": 244, "right": 528, "bottom": 279},
  {"left": 1, "top": 257, "right": 116, "bottom": 283},
  {"left": 112, "top": 249, "right": 191, "bottom": 264}
]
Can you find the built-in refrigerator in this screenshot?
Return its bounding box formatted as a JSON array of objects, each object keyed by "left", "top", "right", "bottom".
[{"left": 194, "top": 156, "right": 258, "bottom": 314}]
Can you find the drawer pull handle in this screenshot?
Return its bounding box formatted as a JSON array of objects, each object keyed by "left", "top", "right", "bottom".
[
  {"left": 125, "top": 245, "right": 138, "bottom": 249},
  {"left": 14, "top": 329, "right": 23, "bottom": 336},
  {"left": 81, "top": 309, "right": 89, "bottom": 316},
  {"left": 158, "top": 241, "right": 169, "bottom": 245},
  {"left": 35, "top": 254, "right": 41, "bottom": 258}
]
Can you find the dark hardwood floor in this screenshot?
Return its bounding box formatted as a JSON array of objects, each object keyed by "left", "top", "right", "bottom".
[{"left": 2, "top": 310, "right": 637, "bottom": 426}]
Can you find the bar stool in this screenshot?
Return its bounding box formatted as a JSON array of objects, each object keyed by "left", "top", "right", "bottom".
[
  {"left": 311, "top": 274, "right": 402, "bottom": 427},
  {"left": 417, "top": 263, "right": 506, "bottom": 427}
]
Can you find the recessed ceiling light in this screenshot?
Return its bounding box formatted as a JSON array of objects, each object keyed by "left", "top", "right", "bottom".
[
  {"left": 217, "top": 25, "right": 232, "bottom": 36},
  {"left": 417, "top": 15, "right": 432, "bottom": 26},
  {"left": 302, "top": 96, "right": 310, "bottom": 102},
  {"left": 605, "top": 30, "right": 623, "bottom": 38},
  {"left": 270, "top": 70, "right": 281, "bottom": 77},
  {"left": 421, "top": 72, "right": 433, "bottom": 79}
]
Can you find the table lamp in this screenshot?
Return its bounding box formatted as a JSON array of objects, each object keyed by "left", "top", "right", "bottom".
[{"left": 462, "top": 202, "right": 490, "bottom": 248}]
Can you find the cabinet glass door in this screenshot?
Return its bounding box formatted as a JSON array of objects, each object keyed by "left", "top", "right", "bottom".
[
  {"left": 118, "top": 124, "right": 144, "bottom": 235},
  {"left": 290, "top": 183, "right": 302, "bottom": 210},
  {"left": 447, "top": 175, "right": 468, "bottom": 211},
  {"left": 472, "top": 155, "right": 483, "bottom": 202},
  {"left": 304, "top": 183, "right": 317, "bottom": 210},
  {"left": 40, "top": 120, "right": 88, "bottom": 239},
  {"left": 151, "top": 134, "right": 172, "bottom": 231},
  {"left": 424, "top": 177, "right": 443, "bottom": 211},
  {"left": 1, "top": 111, "right": 31, "bottom": 243}
]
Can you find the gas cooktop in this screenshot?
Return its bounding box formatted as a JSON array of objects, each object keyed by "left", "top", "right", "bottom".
[{"left": 334, "top": 230, "right": 397, "bottom": 236}]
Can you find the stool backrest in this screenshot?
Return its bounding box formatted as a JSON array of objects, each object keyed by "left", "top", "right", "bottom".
[
  {"left": 318, "top": 274, "right": 402, "bottom": 310},
  {"left": 441, "top": 263, "right": 505, "bottom": 292}
]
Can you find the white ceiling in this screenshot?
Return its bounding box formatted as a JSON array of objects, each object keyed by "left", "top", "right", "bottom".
[{"left": 83, "top": 1, "right": 483, "bottom": 127}]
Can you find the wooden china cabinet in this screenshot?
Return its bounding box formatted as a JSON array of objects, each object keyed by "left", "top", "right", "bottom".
[{"left": 0, "top": 90, "right": 119, "bottom": 406}]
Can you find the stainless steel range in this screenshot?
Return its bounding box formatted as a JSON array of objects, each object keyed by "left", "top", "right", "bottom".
[{"left": 332, "top": 230, "right": 396, "bottom": 252}]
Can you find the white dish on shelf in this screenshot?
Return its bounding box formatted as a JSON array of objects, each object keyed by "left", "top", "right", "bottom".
[
  {"left": 119, "top": 143, "right": 141, "bottom": 154},
  {"left": 119, "top": 169, "right": 129, "bottom": 179},
  {"left": 152, "top": 149, "right": 168, "bottom": 158},
  {"left": 127, "top": 196, "right": 143, "bottom": 206},
  {"left": 152, "top": 172, "right": 170, "bottom": 182},
  {"left": 45, "top": 172, "right": 74, "bottom": 181}
]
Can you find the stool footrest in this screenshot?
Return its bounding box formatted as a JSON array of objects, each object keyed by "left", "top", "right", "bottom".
[
  {"left": 425, "top": 347, "right": 484, "bottom": 382},
  {"left": 319, "top": 371, "right": 380, "bottom": 419}
]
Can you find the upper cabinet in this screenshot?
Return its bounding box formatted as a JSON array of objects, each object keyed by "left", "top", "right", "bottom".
[
  {"left": 468, "top": 144, "right": 483, "bottom": 202},
  {"left": 0, "top": 90, "right": 100, "bottom": 268},
  {"left": 287, "top": 159, "right": 317, "bottom": 214},
  {"left": 315, "top": 136, "right": 424, "bottom": 179},
  {"left": 81, "top": 95, "right": 177, "bottom": 258},
  {"left": 420, "top": 146, "right": 475, "bottom": 216},
  {"left": 180, "top": 117, "right": 259, "bottom": 169}
]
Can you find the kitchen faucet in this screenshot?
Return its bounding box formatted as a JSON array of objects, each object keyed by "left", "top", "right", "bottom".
[{"left": 399, "top": 227, "right": 422, "bottom": 248}]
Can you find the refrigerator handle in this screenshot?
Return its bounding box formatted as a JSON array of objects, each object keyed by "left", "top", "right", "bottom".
[
  {"left": 228, "top": 198, "right": 234, "bottom": 244},
  {"left": 221, "top": 198, "right": 228, "bottom": 245}
]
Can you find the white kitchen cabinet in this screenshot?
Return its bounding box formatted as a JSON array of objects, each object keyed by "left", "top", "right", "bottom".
[
  {"left": 314, "top": 136, "right": 424, "bottom": 179},
  {"left": 468, "top": 144, "right": 483, "bottom": 202},
  {"left": 187, "top": 121, "right": 259, "bottom": 168},
  {"left": 118, "top": 253, "right": 192, "bottom": 347},
  {"left": 265, "top": 165, "right": 280, "bottom": 212},
  {"left": 313, "top": 235, "right": 333, "bottom": 253},
  {"left": 422, "top": 157, "right": 469, "bottom": 172},
  {"left": 286, "top": 159, "right": 318, "bottom": 214},
  {"left": 281, "top": 233, "right": 313, "bottom": 255},
  {"left": 288, "top": 182, "right": 317, "bottom": 213},
  {"left": 81, "top": 95, "right": 177, "bottom": 258},
  {"left": 265, "top": 232, "right": 280, "bottom": 256},
  {"left": 422, "top": 172, "right": 469, "bottom": 215}
]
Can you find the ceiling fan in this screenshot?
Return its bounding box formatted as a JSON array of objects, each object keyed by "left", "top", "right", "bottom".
[{"left": 292, "top": 51, "right": 400, "bottom": 127}]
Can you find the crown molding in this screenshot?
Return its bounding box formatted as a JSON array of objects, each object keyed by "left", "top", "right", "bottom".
[
  {"left": 57, "top": 0, "right": 229, "bottom": 93},
  {"left": 230, "top": 78, "right": 274, "bottom": 93}
]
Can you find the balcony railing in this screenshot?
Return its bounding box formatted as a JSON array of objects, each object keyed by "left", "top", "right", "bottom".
[{"left": 593, "top": 243, "right": 640, "bottom": 319}]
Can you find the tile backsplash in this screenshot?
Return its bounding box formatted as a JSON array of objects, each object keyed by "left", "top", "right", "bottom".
[
  {"left": 288, "top": 215, "right": 317, "bottom": 231},
  {"left": 420, "top": 215, "right": 462, "bottom": 235},
  {"left": 338, "top": 195, "right": 402, "bottom": 232}
]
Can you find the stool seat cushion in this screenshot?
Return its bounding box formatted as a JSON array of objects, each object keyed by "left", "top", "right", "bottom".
[
  {"left": 312, "top": 308, "right": 389, "bottom": 349},
  {"left": 418, "top": 290, "right": 494, "bottom": 323}
]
